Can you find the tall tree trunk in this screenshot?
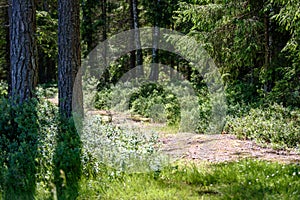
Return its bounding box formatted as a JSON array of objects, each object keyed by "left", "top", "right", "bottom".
[
  {"left": 263, "top": 12, "right": 271, "bottom": 93},
  {"left": 149, "top": 0, "right": 160, "bottom": 81},
  {"left": 58, "top": 0, "right": 81, "bottom": 118},
  {"left": 129, "top": 0, "right": 136, "bottom": 75},
  {"left": 149, "top": 28, "right": 160, "bottom": 81},
  {"left": 100, "top": 0, "right": 109, "bottom": 84},
  {"left": 131, "top": 0, "right": 144, "bottom": 76},
  {"left": 6, "top": 9, "right": 10, "bottom": 92},
  {"left": 1, "top": 1, "right": 10, "bottom": 87},
  {"left": 9, "top": 0, "right": 38, "bottom": 104},
  {"left": 6, "top": 1, "right": 38, "bottom": 199},
  {"left": 82, "top": 0, "right": 97, "bottom": 55},
  {"left": 56, "top": 1, "right": 82, "bottom": 199}
]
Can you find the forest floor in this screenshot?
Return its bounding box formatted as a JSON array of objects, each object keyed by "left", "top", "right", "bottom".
[{"left": 92, "top": 110, "right": 300, "bottom": 164}]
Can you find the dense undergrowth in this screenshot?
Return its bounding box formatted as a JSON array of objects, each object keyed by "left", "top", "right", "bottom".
[
  {"left": 0, "top": 92, "right": 166, "bottom": 198},
  {"left": 0, "top": 83, "right": 299, "bottom": 198},
  {"left": 1, "top": 99, "right": 297, "bottom": 200},
  {"left": 225, "top": 103, "right": 300, "bottom": 150},
  {"left": 94, "top": 80, "right": 300, "bottom": 150}
]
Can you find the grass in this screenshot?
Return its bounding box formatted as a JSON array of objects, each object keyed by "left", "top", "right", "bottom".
[
  {"left": 67, "top": 159, "right": 300, "bottom": 199},
  {"left": 157, "top": 124, "right": 179, "bottom": 135}
]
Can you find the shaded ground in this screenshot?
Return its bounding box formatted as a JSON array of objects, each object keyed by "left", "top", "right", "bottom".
[{"left": 106, "top": 110, "right": 300, "bottom": 164}]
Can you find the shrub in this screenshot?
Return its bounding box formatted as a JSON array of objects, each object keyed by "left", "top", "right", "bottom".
[
  {"left": 0, "top": 98, "right": 58, "bottom": 199},
  {"left": 0, "top": 98, "right": 40, "bottom": 199},
  {"left": 129, "top": 82, "right": 181, "bottom": 125},
  {"left": 53, "top": 118, "right": 82, "bottom": 199},
  {"left": 36, "top": 83, "right": 58, "bottom": 98},
  {"left": 81, "top": 115, "right": 165, "bottom": 174},
  {"left": 225, "top": 103, "right": 300, "bottom": 149},
  {"left": 94, "top": 87, "right": 112, "bottom": 110}
]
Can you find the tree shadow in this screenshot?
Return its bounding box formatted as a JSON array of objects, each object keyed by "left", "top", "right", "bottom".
[{"left": 53, "top": 118, "right": 82, "bottom": 200}]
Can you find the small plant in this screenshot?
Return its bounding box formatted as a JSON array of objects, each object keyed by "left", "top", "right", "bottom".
[
  {"left": 0, "top": 81, "right": 8, "bottom": 98},
  {"left": 94, "top": 87, "right": 112, "bottom": 110}
]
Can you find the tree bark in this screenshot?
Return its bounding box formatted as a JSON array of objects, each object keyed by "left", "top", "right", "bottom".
[
  {"left": 58, "top": 0, "right": 81, "bottom": 118},
  {"left": 129, "top": 0, "right": 136, "bottom": 74},
  {"left": 131, "top": 0, "right": 144, "bottom": 76},
  {"left": 9, "top": 0, "right": 38, "bottom": 104},
  {"left": 82, "top": 0, "right": 97, "bottom": 55},
  {"left": 6, "top": 7, "right": 10, "bottom": 90},
  {"left": 149, "top": 0, "right": 160, "bottom": 81},
  {"left": 100, "top": 0, "right": 110, "bottom": 84},
  {"left": 263, "top": 12, "right": 271, "bottom": 93},
  {"left": 1, "top": 1, "right": 10, "bottom": 86}
]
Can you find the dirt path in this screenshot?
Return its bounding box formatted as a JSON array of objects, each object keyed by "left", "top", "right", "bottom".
[
  {"left": 160, "top": 133, "right": 300, "bottom": 163},
  {"left": 100, "top": 110, "right": 299, "bottom": 164},
  {"left": 45, "top": 95, "right": 300, "bottom": 164}
]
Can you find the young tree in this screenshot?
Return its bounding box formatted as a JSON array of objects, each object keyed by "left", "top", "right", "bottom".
[
  {"left": 9, "top": 0, "right": 38, "bottom": 104},
  {"left": 58, "top": 0, "right": 81, "bottom": 118}
]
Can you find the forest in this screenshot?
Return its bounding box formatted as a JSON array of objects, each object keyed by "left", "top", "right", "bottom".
[{"left": 0, "top": 0, "right": 299, "bottom": 199}]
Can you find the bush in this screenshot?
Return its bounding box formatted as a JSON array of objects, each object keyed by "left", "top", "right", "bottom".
[
  {"left": 129, "top": 82, "right": 181, "bottom": 125},
  {"left": 0, "top": 98, "right": 40, "bottom": 198},
  {"left": 94, "top": 87, "right": 112, "bottom": 110},
  {"left": 225, "top": 103, "right": 300, "bottom": 149},
  {"left": 53, "top": 118, "right": 82, "bottom": 199},
  {"left": 0, "top": 98, "right": 58, "bottom": 199},
  {"left": 93, "top": 80, "right": 217, "bottom": 132},
  {"left": 36, "top": 83, "right": 58, "bottom": 98},
  {"left": 81, "top": 115, "right": 165, "bottom": 174}
]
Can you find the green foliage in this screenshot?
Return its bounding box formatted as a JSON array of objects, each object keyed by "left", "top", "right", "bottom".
[
  {"left": 0, "top": 98, "right": 39, "bottom": 199},
  {"left": 53, "top": 118, "right": 82, "bottom": 200},
  {"left": 81, "top": 115, "right": 164, "bottom": 175},
  {"left": 94, "top": 87, "right": 112, "bottom": 110},
  {"left": 169, "top": 159, "right": 300, "bottom": 200},
  {"left": 225, "top": 103, "right": 300, "bottom": 149},
  {"left": 196, "top": 86, "right": 212, "bottom": 133},
  {"left": 36, "top": 83, "right": 58, "bottom": 98},
  {"left": 173, "top": 0, "right": 299, "bottom": 108},
  {"left": 272, "top": 0, "right": 300, "bottom": 64},
  {"left": 36, "top": 10, "right": 58, "bottom": 59},
  {"left": 129, "top": 82, "right": 181, "bottom": 125},
  {"left": 0, "top": 81, "right": 8, "bottom": 98},
  {"left": 0, "top": 98, "right": 58, "bottom": 199},
  {"left": 225, "top": 80, "right": 259, "bottom": 105},
  {"left": 0, "top": 2, "right": 9, "bottom": 81},
  {"left": 36, "top": 7, "right": 58, "bottom": 83}
]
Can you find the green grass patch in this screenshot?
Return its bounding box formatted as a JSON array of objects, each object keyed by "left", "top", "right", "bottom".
[
  {"left": 72, "top": 159, "right": 300, "bottom": 199},
  {"left": 156, "top": 124, "right": 179, "bottom": 135}
]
